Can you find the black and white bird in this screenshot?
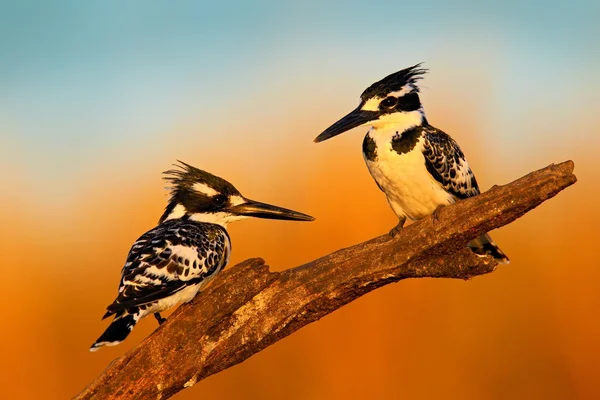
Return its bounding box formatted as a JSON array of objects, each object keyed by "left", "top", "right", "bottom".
[
  {"left": 90, "top": 162, "right": 314, "bottom": 351},
  {"left": 314, "top": 64, "right": 508, "bottom": 263}
]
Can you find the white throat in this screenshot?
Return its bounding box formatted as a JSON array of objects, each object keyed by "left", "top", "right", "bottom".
[
  {"left": 370, "top": 108, "right": 425, "bottom": 132},
  {"left": 188, "top": 212, "right": 246, "bottom": 227}
]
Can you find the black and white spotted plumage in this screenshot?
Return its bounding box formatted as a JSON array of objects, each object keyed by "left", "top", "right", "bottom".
[
  {"left": 421, "top": 125, "right": 480, "bottom": 200},
  {"left": 108, "top": 220, "right": 229, "bottom": 314},
  {"left": 90, "top": 220, "right": 230, "bottom": 351},
  {"left": 316, "top": 64, "right": 509, "bottom": 263}
]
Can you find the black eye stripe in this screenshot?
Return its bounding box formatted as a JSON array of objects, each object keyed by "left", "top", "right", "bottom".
[
  {"left": 379, "top": 92, "right": 421, "bottom": 112},
  {"left": 396, "top": 92, "right": 421, "bottom": 112}
]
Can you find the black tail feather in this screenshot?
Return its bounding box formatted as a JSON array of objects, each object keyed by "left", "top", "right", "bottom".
[
  {"left": 90, "top": 313, "right": 138, "bottom": 352},
  {"left": 468, "top": 233, "right": 509, "bottom": 264}
]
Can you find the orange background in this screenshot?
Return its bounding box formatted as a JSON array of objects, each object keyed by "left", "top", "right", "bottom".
[{"left": 1, "top": 2, "right": 599, "bottom": 399}]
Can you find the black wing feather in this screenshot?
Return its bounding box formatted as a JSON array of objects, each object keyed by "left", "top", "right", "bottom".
[
  {"left": 421, "top": 125, "right": 480, "bottom": 199},
  {"left": 104, "top": 219, "right": 230, "bottom": 315}
]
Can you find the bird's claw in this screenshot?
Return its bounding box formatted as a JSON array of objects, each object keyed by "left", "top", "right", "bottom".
[
  {"left": 389, "top": 223, "right": 404, "bottom": 238},
  {"left": 154, "top": 312, "right": 167, "bottom": 325}
]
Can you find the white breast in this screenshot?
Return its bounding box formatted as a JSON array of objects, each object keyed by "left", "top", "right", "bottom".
[{"left": 364, "top": 128, "right": 454, "bottom": 221}]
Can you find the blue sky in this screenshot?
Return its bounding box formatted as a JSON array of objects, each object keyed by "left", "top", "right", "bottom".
[{"left": 1, "top": 0, "right": 598, "bottom": 201}]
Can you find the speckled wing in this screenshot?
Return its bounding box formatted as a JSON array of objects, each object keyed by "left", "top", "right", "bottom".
[
  {"left": 104, "top": 219, "right": 230, "bottom": 316},
  {"left": 421, "top": 125, "right": 480, "bottom": 199}
]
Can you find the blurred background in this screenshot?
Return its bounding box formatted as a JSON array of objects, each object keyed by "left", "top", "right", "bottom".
[{"left": 1, "top": 1, "right": 599, "bottom": 399}]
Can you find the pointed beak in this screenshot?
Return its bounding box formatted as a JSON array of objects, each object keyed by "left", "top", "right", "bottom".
[
  {"left": 227, "top": 198, "right": 315, "bottom": 222},
  {"left": 314, "top": 106, "right": 380, "bottom": 143}
]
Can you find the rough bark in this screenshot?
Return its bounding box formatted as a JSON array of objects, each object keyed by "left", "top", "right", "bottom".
[{"left": 75, "top": 161, "right": 577, "bottom": 400}]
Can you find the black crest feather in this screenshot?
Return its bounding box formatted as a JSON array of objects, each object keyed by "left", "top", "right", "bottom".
[
  {"left": 360, "top": 63, "right": 428, "bottom": 101},
  {"left": 163, "top": 160, "right": 238, "bottom": 195}
]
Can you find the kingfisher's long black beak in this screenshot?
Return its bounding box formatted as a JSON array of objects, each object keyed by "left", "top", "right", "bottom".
[
  {"left": 227, "top": 199, "right": 315, "bottom": 221},
  {"left": 314, "top": 106, "right": 379, "bottom": 143}
]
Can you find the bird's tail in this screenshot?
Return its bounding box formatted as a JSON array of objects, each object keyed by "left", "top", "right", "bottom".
[
  {"left": 90, "top": 311, "right": 140, "bottom": 352},
  {"left": 468, "top": 233, "right": 509, "bottom": 264}
]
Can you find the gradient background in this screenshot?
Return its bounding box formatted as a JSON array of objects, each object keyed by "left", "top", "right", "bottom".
[{"left": 1, "top": 1, "right": 599, "bottom": 399}]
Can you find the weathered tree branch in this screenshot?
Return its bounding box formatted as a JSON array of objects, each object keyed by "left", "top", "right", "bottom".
[{"left": 76, "top": 161, "right": 577, "bottom": 400}]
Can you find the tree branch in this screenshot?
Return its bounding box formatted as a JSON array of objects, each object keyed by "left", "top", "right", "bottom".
[{"left": 75, "top": 161, "right": 577, "bottom": 400}]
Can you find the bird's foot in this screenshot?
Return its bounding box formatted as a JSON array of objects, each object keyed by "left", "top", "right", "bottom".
[
  {"left": 431, "top": 205, "right": 445, "bottom": 223},
  {"left": 154, "top": 312, "right": 167, "bottom": 325},
  {"left": 389, "top": 221, "right": 405, "bottom": 238}
]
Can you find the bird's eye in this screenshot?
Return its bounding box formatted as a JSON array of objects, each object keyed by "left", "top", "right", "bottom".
[
  {"left": 380, "top": 96, "right": 397, "bottom": 108},
  {"left": 213, "top": 195, "right": 227, "bottom": 206}
]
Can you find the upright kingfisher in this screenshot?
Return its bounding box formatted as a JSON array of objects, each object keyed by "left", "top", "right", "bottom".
[
  {"left": 314, "top": 64, "right": 508, "bottom": 263},
  {"left": 90, "top": 161, "right": 314, "bottom": 351}
]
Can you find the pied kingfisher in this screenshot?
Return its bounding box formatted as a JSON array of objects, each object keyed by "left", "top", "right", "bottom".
[
  {"left": 314, "top": 64, "right": 508, "bottom": 263},
  {"left": 90, "top": 161, "right": 314, "bottom": 351}
]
